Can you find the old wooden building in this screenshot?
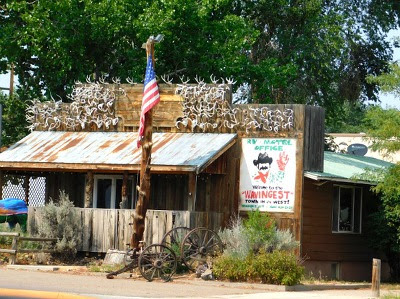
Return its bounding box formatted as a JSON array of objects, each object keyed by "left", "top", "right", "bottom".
[{"left": 0, "top": 82, "right": 390, "bottom": 281}]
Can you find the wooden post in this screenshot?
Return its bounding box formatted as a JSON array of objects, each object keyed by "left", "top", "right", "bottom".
[
  {"left": 24, "top": 176, "right": 30, "bottom": 203},
  {"left": 10, "top": 234, "right": 19, "bottom": 265},
  {"left": 0, "top": 170, "right": 3, "bottom": 200},
  {"left": 131, "top": 39, "right": 157, "bottom": 249},
  {"left": 84, "top": 171, "right": 94, "bottom": 208},
  {"left": 372, "top": 258, "right": 381, "bottom": 297},
  {"left": 188, "top": 173, "right": 197, "bottom": 212},
  {"left": 120, "top": 171, "right": 129, "bottom": 209}
]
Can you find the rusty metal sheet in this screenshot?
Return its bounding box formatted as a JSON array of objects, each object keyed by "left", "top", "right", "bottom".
[{"left": 0, "top": 131, "right": 237, "bottom": 172}]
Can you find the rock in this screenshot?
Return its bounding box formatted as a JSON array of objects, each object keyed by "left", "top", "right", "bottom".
[
  {"left": 201, "top": 269, "right": 214, "bottom": 280},
  {"left": 195, "top": 263, "right": 208, "bottom": 278},
  {"left": 103, "top": 249, "right": 127, "bottom": 265}
]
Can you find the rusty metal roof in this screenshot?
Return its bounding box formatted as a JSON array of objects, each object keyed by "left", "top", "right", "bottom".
[{"left": 0, "top": 131, "right": 237, "bottom": 173}]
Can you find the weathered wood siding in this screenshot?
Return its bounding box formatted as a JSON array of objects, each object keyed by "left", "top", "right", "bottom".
[
  {"left": 144, "top": 210, "right": 223, "bottom": 245},
  {"left": 28, "top": 207, "right": 135, "bottom": 252},
  {"left": 304, "top": 106, "right": 325, "bottom": 172},
  {"left": 116, "top": 84, "right": 184, "bottom": 131},
  {"left": 28, "top": 207, "right": 223, "bottom": 252},
  {"left": 302, "top": 178, "right": 377, "bottom": 261}
]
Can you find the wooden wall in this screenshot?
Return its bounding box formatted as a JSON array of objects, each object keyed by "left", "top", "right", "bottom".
[
  {"left": 302, "top": 178, "right": 377, "bottom": 262},
  {"left": 304, "top": 106, "right": 325, "bottom": 172},
  {"left": 28, "top": 207, "right": 222, "bottom": 252},
  {"left": 144, "top": 210, "right": 223, "bottom": 245},
  {"left": 115, "top": 84, "right": 184, "bottom": 132}
]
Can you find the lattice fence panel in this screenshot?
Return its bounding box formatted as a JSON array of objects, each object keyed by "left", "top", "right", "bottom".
[{"left": 2, "top": 175, "right": 46, "bottom": 207}]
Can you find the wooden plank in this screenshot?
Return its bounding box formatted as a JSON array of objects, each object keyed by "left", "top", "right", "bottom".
[
  {"left": 0, "top": 232, "right": 20, "bottom": 237},
  {"left": 81, "top": 208, "right": 93, "bottom": 251},
  {"left": 19, "top": 249, "right": 56, "bottom": 253},
  {"left": 0, "top": 249, "right": 16, "bottom": 254},
  {"left": 19, "top": 237, "right": 57, "bottom": 242},
  {"left": 0, "top": 162, "right": 196, "bottom": 173}
]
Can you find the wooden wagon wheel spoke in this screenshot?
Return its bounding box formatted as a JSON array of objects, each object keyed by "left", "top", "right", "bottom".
[
  {"left": 139, "top": 244, "right": 177, "bottom": 282},
  {"left": 180, "top": 228, "right": 223, "bottom": 271}
]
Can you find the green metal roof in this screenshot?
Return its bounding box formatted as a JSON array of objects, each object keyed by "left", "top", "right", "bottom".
[{"left": 304, "top": 151, "right": 394, "bottom": 184}]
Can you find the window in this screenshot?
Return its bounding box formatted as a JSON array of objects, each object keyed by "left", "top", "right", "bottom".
[
  {"left": 332, "top": 185, "right": 362, "bottom": 233},
  {"left": 93, "top": 175, "right": 137, "bottom": 209}
]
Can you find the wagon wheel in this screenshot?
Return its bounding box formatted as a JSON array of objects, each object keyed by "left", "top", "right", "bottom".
[
  {"left": 161, "top": 226, "right": 191, "bottom": 258},
  {"left": 180, "top": 227, "right": 223, "bottom": 271},
  {"left": 138, "top": 244, "right": 177, "bottom": 282}
]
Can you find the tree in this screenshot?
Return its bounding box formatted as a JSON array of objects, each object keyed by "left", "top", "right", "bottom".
[
  {"left": 367, "top": 62, "right": 400, "bottom": 99},
  {"left": 362, "top": 106, "right": 400, "bottom": 281},
  {"left": 0, "top": 91, "right": 28, "bottom": 147},
  {"left": 0, "top": 0, "right": 399, "bottom": 130}
]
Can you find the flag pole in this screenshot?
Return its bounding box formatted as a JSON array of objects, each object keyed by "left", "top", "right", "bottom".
[{"left": 131, "top": 37, "right": 158, "bottom": 249}]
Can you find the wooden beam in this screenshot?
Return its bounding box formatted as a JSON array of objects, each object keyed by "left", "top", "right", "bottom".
[
  {"left": 84, "top": 171, "right": 94, "bottom": 208},
  {"left": 188, "top": 173, "right": 197, "bottom": 211},
  {"left": 120, "top": 171, "right": 128, "bottom": 209},
  {"left": 0, "top": 170, "right": 3, "bottom": 199},
  {"left": 132, "top": 38, "right": 157, "bottom": 249},
  {"left": 0, "top": 162, "right": 196, "bottom": 173},
  {"left": 24, "top": 175, "right": 30, "bottom": 203}
]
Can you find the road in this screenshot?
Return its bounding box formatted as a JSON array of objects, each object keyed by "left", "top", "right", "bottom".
[{"left": 0, "top": 267, "right": 399, "bottom": 298}]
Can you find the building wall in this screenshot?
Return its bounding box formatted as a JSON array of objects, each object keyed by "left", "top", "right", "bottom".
[{"left": 302, "top": 177, "right": 385, "bottom": 281}]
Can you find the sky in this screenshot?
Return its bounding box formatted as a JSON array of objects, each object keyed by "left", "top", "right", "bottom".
[{"left": 1, "top": 30, "right": 400, "bottom": 108}]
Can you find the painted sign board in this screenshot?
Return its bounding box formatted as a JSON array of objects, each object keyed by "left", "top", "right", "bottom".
[{"left": 239, "top": 138, "right": 296, "bottom": 212}]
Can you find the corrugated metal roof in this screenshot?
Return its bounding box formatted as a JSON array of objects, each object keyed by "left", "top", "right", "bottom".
[
  {"left": 304, "top": 151, "right": 393, "bottom": 184},
  {"left": 0, "top": 131, "right": 237, "bottom": 173}
]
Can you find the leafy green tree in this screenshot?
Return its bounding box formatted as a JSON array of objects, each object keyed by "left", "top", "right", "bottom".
[
  {"left": 0, "top": 91, "right": 28, "bottom": 147},
  {"left": 0, "top": 0, "right": 399, "bottom": 129},
  {"left": 362, "top": 106, "right": 400, "bottom": 280},
  {"left": 367, "top": 62, "right": 400, "bottom": 99}
]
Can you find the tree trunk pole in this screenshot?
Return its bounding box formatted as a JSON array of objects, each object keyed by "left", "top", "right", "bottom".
[
  {"left": 131, "top": 40, "right": 156, "bottom": 249},
  {"left": 9, "top": 64, "right": 14, "bottom": 97},
  {"left": 371, "top": 258, "right": 381, "bottom": 298}
]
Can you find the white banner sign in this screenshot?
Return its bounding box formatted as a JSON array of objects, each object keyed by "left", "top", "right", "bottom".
[{"left": 239, "top": 138, "right": 296, "bottom": 212}]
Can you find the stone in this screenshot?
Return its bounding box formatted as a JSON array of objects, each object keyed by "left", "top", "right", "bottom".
[
  {"left": 103, "top": 249, "right": 127, "bottom": 265},
  {"left": 201, "top": 269, "right": 214, "bottom": 280}
]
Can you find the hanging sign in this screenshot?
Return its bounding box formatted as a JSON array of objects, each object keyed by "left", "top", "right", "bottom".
[{"left": 239, "top": 138, "right": 296, "bottom": 212}]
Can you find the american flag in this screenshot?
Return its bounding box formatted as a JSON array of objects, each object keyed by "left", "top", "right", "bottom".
[{"left": 137, "top": 54, "right": 160, "bottom": 148}]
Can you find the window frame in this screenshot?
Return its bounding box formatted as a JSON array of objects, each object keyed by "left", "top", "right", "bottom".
[
  {"left": 332, "top": 185, "right": 363, "bottom": 234},
  {"left": 92, "top": 175, "right": 136, "bottom": 209}
]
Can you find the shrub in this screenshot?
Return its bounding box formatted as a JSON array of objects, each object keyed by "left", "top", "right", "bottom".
[
  {"left": 244, "top": 209, "right": 276, "bottom": 253},
  {"left": 251, "top": 250, "right": 304, "bottom": 285},
  {"left": 213, "top": 250, "right": 304, "bottom": 285},
  {"left": 264, "top": 229, "right": 299, "bottom": 252},
  {"left": 37, "top": 190, "right": 81, "bottom": 262},
  {"left": 218, "top": 216, "right": 251, "bottom": 259},
  {"left": 215, "top": 211, "right": 302, "bottom": 285},
  {"left": 213, "top": 254, "right": 250, "bottom": 281}
]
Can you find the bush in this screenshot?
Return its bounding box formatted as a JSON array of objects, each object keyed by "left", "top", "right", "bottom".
[
  {"left": 251, "top": 250, "right": 304, "bottom": 285},
  {"left": 215, "top": 210, "right": 302, "bottom": 285},
  {"left": 218, "top": 211, "right": 299, "bottom": 258},
  {"left": 213, "top": 250, "right": 304, "bottom": 285},
  {"left": 37, "top": 190, "right": 81, "bottom": 262},
  {"left": 244, "top": 209, "right": 276, "bottom": 253},
  {"left": 218, "top": 216, "right": 251, "bottom": 259},
  {"left": 212, "top": 254, "right": 250, "bottom": 281}
]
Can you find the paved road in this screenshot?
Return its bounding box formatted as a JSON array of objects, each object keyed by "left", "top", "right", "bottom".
[{"left": 0, "top": 267, "right": 399, "bottom": 298}]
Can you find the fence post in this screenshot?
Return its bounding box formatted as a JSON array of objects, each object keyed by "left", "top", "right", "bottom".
[
  {"left": 372, "top": 258, "right": 381, "bottom": 298},
  {"left": 10, "top": 233, "right": 19, "bottom": 265}
]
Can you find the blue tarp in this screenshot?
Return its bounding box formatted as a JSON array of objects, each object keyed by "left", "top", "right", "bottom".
[{"left": 0, "top": 198, "right": 28, "bottom": 215}]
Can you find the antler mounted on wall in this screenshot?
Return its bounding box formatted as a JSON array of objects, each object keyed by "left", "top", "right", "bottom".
[
  {"left": 26, "top": 83, "right": 122, "bottom": 132},
  {"left": 174, "top": 76, "right": 294, "bottom": 133}
]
